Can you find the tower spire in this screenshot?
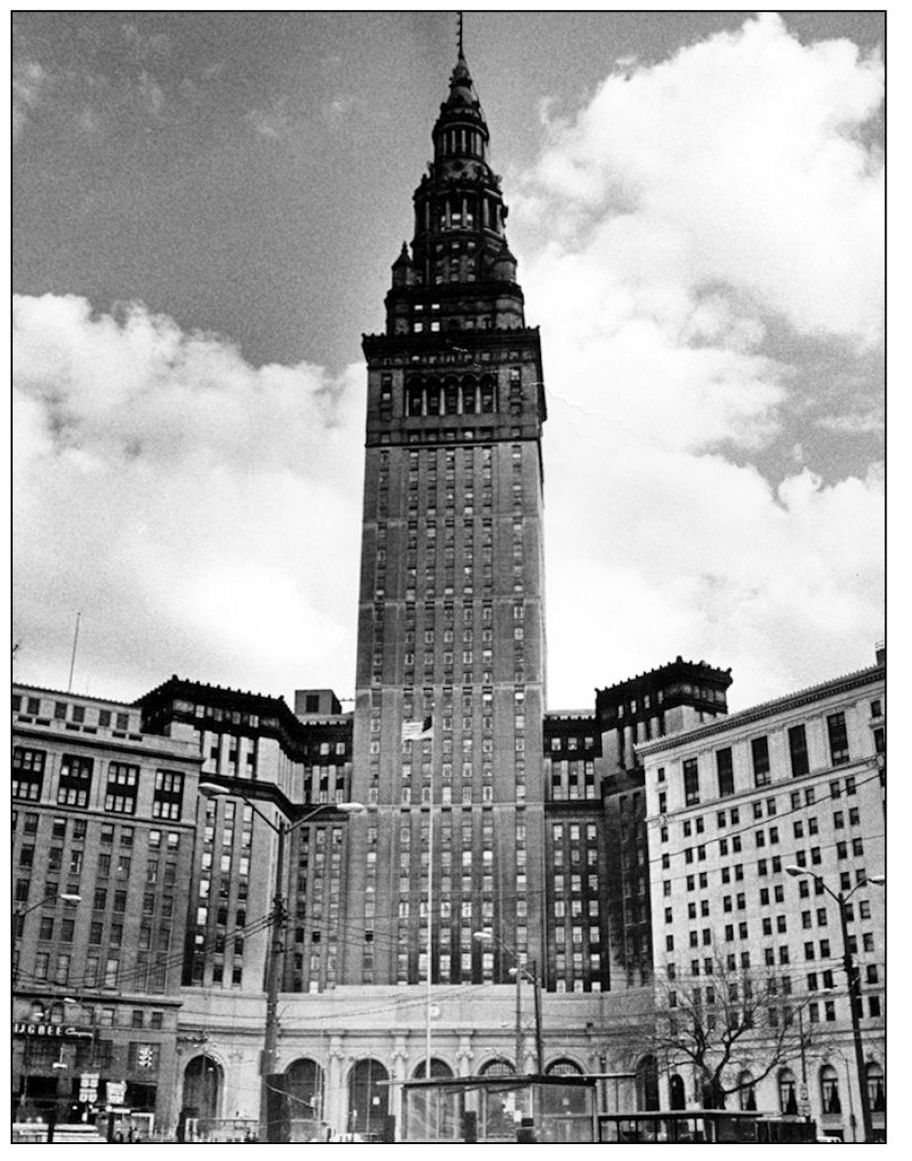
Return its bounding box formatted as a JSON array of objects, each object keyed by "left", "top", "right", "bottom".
[{"left": 457, "top": 11, "right": 464, "bottom": 61}]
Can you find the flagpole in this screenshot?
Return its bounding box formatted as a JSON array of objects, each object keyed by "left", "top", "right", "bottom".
[{"left": 425, "top": 727, "right": 434, "bottom": 1078}]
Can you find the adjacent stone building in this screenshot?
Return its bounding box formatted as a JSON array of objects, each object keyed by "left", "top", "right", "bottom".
[
  {"left": 638, "top": 653, "right": 885, "bottom": 1140},
  {"left": 12, "top": 685, "right": 201, "bottom": 1135}
]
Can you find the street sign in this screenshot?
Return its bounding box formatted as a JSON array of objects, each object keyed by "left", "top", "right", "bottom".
[
  {"left": 107, "top": 1082, "right": 127, "bottom": 1105},
  {"left": 79, "top": 1073, "right": 100, "bottom": 1102}
]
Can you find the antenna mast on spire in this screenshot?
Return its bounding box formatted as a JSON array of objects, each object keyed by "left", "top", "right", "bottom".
[{"left": 457, "top": 11, "right": 464, "bottom": 59}]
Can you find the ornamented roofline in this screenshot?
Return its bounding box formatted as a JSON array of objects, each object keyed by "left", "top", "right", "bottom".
[
  {"left": 595, "top": 655, "right": 732, "bottom": 700},
  {"left": 636, "top": 662, "right": 885, "bottom": 756}
]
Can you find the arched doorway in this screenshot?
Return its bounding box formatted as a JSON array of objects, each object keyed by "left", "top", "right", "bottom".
[
  {"left": 407, "top": 1058, "right": 455, "bottom": 1140},
  {"left": 777, "top": 1068, "right": 796, "bottom": 1115},
  {"left": 348, "top": 1058, "right": 389, "bottom": 1141},
  {"left": 285, "top": 1058, "right": 324, "bottom": 1137},
  {"left": 635, "top": 1056, "right": 660, "bottom": 1111},
  {"left": 478, "top": 1058, "right": 516, "bottom": 1140},
  {"left": 669, "top": 1073, "right": 686, "bottom": 1110},
  {"left": 866, "top": 1062, "right": 885, "bottom": 1113},
  {"left": 820, "top": 1065, "right": 841, "bottom": 1116},
  {"left": 181, "top": 1056, "right": 222, "bottom": 1141},
  {"left": 544, "top": 1057, "right": 589, "bottom": 1134},
  {"left": 737, "top": 1071, "right": 757, "bottom": 1111}
]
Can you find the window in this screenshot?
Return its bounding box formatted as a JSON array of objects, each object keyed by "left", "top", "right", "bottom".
[
  {"left": 105, "top": 762, "right": 139, "bottom": 814},
  {"left": 820, "top": 1065, "right": 841, "bottom": 1114},
  {"left": 57, "top": 754, "right": 94, "bottom": 808},
  {"left": 827, "top": 712, "right": 850, "bottom": 766},
  {"left": 788, "top": 724, "right": 809, "bottom": 777},
  {"left": 683, "top": 759, "right": 700, "bottom": 806},
  {"left": 738, "top": 1073, "right": 757, "bottom": 1111},
  {"left": 778, "top": 1069, "right": 798, "bottom": 1115},
  {"left": 866, "top": 1063, "right": 885, "bottom": 1113},
  {"left": 153, "top": 770, "right": 185, "bottom": 820},
  {"left": 13, "top": 747, "right": 46, "bottom": 800},
  {"left": 716, "top": 748, "right": 734, "bottom": 798},
  {"left": 751, "top": 737, "right": 771, "bottom": 787}
]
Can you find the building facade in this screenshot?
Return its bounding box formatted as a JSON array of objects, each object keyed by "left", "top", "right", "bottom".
[
  {"left": 351, "top": 45, "right": 548, "bottom": 991},
  {"left": 12, "top": 684, "right": 201, "bottom": 1135},
  {"left": 11, "top": 42, "right": 885, "bottom": 1146},
  {"left": 638, "top": 655, "right": 885, "bottom": 1140}
]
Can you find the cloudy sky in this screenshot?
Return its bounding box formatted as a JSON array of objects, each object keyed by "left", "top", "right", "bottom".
[{"left": 13, "top": 9, "right": 884, "bottom": 713}]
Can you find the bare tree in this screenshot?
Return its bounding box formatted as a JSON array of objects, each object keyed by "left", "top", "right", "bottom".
[{"left": 650, "top": 955, "right": 818, "bottom": 1110}]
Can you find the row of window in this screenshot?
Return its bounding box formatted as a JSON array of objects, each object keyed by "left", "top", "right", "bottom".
[
  {"left": 372, "top": 348, "right": 534, "bottom": 372},
  {"left": 13, "top": 748, "right": 186, "bottom": 818},
  {"left": 667, "top": 712, "right": 859, "bottom": 809},
  {"left": 14, "top": 694, "right": 132, "bottom": 731}
]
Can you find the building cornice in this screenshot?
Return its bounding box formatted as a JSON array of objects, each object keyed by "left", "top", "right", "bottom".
[{"left": 636, "top": 663, "right": 884, "bottom": 757}]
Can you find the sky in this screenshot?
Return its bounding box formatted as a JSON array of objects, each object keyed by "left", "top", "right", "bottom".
[{"left": 12, "top": 8, "right": 885, "bottom": 714}]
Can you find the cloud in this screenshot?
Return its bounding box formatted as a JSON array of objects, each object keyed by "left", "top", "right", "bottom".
[
  {"left": 13, "top": 294, "right": 365, "bottom": 702},
  {"left": 514, "top": 13, "right": 883, "bottom": 350},
  {"left": 508, "top": 13, "right": 884, "bottom": 707},
  {"left": 122, "top": 22, "right": 172, "bottom": 62},
  {"left": 816, "top": 408, "right": 884, "bottom": 435},
  {"left": 543, "top": 409, "right": 884, "bottom": 708},
  {"left": 136, "top": 69, "right": 165, "bottom": 119},
  {"left": 245, "top": 101, "right": 291, "bottom": 141},
  {"left": 13, "top": 59, "right": 47, "bottom": 139}
]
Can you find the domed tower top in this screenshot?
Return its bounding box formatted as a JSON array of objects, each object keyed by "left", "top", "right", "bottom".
[{"left": 381, "top": 29, "right": 526, "bottom": 336}]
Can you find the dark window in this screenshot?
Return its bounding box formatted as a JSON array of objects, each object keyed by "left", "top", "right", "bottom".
[
  {"left": 13, "top": 747, "right": 46, "bottom": 800},
  {"left": 153, "top": 770, "right": 184, "bottom": 820},
  {"left": 105, "top": 762, "right": 139, "bottom": 814},
  {"left": 716, "top": 748, "right": 734, "bottom": 798},
  {"left": 57, "top": 754, "right": 94, "bottom": 808},
  {"left": 751, "top": 737, "right": 771, "bottom": 787},
  {"left": 827, "top": 712, "right": 850, "bottom": 766},
  {"left": 788, "top": 724, "right": 809, "bottom": 777},
  {"left": 683, "top": 758, "right": 700, "bottom": 806}
]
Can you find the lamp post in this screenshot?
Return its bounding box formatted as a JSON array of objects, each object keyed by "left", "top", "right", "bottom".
[
  {"left": 785, "top": 866, "right": 884, "bottom": 1143},
  {"left": 13, "top": 893, "right": 82, "bottom": 984},
  {"left": 473, "top": 931, "right": 543, "bottom": 1074},
  {"left": 199, "top": 784, "right": 364, "bottom": 1142}
]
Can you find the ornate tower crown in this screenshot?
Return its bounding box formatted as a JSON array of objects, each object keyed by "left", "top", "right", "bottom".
[{"left": 384, "top": 47, "right": 523, "bottom": 337}]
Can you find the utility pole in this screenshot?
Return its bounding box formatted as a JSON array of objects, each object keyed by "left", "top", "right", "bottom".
[{"left": 838, "top": 891, "right": 873, "bottom": 1143}]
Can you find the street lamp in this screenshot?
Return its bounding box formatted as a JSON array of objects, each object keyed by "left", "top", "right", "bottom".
[
  {"left": 785, "top": 866, "right": 884, "bottom": 1142},
  {"left": 199, "top": 784, "right": 364, "bottom": 1141},
  {"left": 473, "top": 931, "right": 543, "bottom": 1075}
]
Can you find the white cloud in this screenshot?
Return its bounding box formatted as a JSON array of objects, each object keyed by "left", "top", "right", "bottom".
[
  {"left": 245, "top": 101, "right": 290, "bottom": 140},
  {"left": 13, "top": 59, "right": 47, "bottom": 140},
  {"left": 11, "top": 15, "right": 885, "bottom": 715},
  {"left": 817, "top": 408, "right": 884, "bottom": 435},
  {"left": 511, "top": 13, "right": 884, "bottom": 707},
  {"left": 13, "top": 294, "right": 364, "bottom": 702},
  {"left": 514, "top": 13, "right": 883, "bottom": 349},
  {"left": 543, "top": 411, "right": 884, "bottom": 708}
]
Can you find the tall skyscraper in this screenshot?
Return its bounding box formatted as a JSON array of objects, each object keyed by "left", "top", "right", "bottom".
[
  {"left": 346, "top": 47, "right": 547, "bottom": 988},
  {"left": 19, "top": 34, "right": 881, "bottom": 1146}
]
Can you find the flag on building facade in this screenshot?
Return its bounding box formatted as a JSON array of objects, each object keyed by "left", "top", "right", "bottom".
[{"left": 401, "top": 716, "right": 433, "bottom": 742}]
